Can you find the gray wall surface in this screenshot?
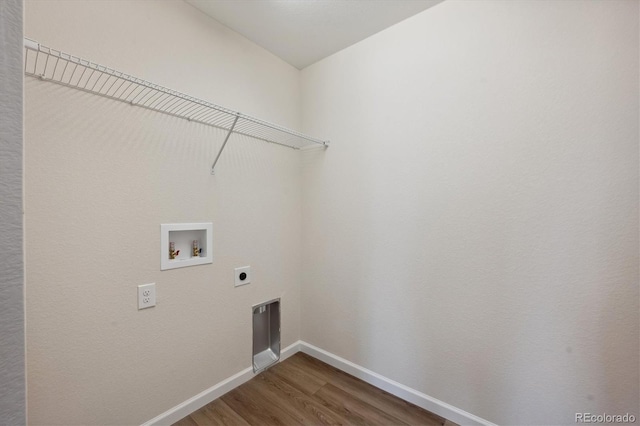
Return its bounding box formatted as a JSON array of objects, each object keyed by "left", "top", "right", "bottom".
[
  {"left": 0, "top": 0, "right": 25, "bottom": 424},
  {"left": 300, "top": 1, "right": 639, "bottom": 423}
]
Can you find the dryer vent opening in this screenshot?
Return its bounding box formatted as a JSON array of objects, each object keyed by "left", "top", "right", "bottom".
[{"left": 252, "top": 298, "right": 280, "bottom": 373}]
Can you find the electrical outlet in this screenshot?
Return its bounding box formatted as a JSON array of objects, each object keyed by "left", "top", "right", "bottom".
[
  {"left": 234, "top": 266, "right": 251, "bottom": 287},
  {"left": 138, "top": 283, "right": 156, "bottom": 309}
]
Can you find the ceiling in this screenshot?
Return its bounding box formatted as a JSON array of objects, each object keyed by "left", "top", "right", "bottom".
[{"left": 185, "top": 0, "right": 444, "bottom": 69}]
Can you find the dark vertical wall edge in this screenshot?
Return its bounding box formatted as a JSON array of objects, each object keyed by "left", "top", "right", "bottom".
[{"left": 0, "top": 0, "right": 26, "bottom": 424}]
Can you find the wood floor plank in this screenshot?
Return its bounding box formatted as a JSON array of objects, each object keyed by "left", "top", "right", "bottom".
[
  {"left": 248, "top": 370, "right": 348, "bottom": 425},
  {"left": 268, "top": 356, "right": 326, "bottom": 396},
  {"left": 221, "top": 380, "right": 303, "bottom": 426},
  {"left": 174, "top": 352, "right": 456, "bottom": 426},
  {"left": 284, "top": 353, "right": 340, "bottom": 384},
  {"left": 189, "top": 399, "right": 250, "bottom": 426},
  {"left": 313, "top": 383, "right": 407, "bottom": 426},
  {"left": 172, "top": 415, "right": 199, "bottom": 426},
  {"left": 293, "top": 353, "right": 445, "bottom": 425}
]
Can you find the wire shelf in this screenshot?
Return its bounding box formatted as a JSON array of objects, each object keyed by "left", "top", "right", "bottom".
[{"left": 23, "top": 38, "right": 329, "bottom": 173}]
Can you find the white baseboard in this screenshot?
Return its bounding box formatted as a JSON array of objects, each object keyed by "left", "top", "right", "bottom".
[
  {"left": 142, "top": 340, "right": 494, "bottom": 426},
  {"left": 298, "top": 342, "right": 497, "bottom": 426},
  {"left": 141, "top": 341, "right": 301, "bottom": 426}
]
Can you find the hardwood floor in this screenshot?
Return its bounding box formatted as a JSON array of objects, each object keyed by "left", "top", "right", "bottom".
[{"left": 174, "top": 353, "right": 456, "bottom": 426}]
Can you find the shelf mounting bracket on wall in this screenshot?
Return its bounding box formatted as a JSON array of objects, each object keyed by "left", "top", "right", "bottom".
[
  {"left": 211, "top": 113, "right": 240, "bottom": 175},
  {"left": 23, "top": 38, "right": 329, "bottom": 174}
]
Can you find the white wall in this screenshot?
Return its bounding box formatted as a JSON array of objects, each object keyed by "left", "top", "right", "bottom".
[
  {"left": 301, "top": 1, "right": 639, "bottom": 424},
  {"left": 24, "top": 1, "right": 302, "bottom": 424},
  {"left": 0, "top": 0, "right": 26, "bottom": 424}
]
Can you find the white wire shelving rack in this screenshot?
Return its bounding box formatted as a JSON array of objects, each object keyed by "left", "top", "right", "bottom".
[{"left": 23, "top": 38, "right": 329, "bottom": 174}]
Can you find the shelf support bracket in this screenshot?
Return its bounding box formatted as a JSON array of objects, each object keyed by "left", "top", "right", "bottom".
[{"left": 211, "top": 113, "right": 240, "bottom": 175}]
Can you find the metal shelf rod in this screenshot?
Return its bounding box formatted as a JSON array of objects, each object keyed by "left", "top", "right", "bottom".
[{"left": 211, "top": 114, "right": 240, "bottom": 175}]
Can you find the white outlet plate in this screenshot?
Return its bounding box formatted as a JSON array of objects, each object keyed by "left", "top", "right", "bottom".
[
  {"left": 138, "top": 283, "right": 156, "bottom": 309},
  {"left": 234, "top": 266, "right": 251, "bottom": 287}
]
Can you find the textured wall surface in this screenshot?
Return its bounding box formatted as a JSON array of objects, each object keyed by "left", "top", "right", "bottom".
[
  {"left": 301, "top": 1, "right": 639, "bottom": 424},
  {"left": 25, "top": 1, "right": 302, "bottom": 424},
  {"left": 0, "top": 0, "right": 26, "bottom": 424}
]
